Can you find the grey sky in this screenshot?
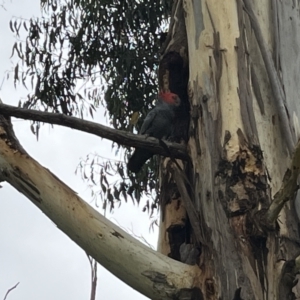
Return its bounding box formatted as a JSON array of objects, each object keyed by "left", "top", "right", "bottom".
[{"left": 0, "top": 1, "right": 158, "bottom": 299}]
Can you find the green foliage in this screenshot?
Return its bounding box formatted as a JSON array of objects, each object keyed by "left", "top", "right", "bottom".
[
  {"left": 76, "top": 152, "right": 159, "bottom": 214},
  {"left": 11, "top": 0, "right": 171, "bottom": 121},
  {"left": 9, "top": 0, "right": 172, "bottom": 210}
]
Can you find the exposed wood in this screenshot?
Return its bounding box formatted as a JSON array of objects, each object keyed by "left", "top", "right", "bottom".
[
  {"left": 157, "top": 196, "right": 186, "bottom": 258},
  {"left": 172, "top": 165, "right": 208, "bottom": 247},
  {"left": 157, "top": 0, "right": 191, "bottom": 265},
  {"left": 184, "top": 0, "right": 259, "bottom": 296}
]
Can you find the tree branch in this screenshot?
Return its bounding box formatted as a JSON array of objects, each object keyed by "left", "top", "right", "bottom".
[
  {"left": 243, "top": 0, "right": 295, "bottom": 155},
  {"left": 3, "top": 282, "right": 20, "bottom": 300},
  {"left": 86, "top": 254, "right": 98, "bottom": 300},
  {"left": 0, "top": 115, "right": 201, "bottom": 300},
  {"left": 265, "top": 140, "right": 300, "bottom": 224},
  {"left": 0, "top": 103, "right": 188, "bottom": 161}
]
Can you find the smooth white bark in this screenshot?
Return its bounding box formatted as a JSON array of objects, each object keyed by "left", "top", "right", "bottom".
[{"left": 0, "top": 122, "right": 200, "bottom": 300}]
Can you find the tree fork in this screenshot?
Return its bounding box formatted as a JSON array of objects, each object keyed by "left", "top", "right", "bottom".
[{"left": 0, "top": 114, "right": 203, "bottom": 300}]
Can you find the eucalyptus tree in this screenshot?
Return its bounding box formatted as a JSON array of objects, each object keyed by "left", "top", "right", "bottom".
[{"left": 1, "top": 0, "right": 300, "bottom": 299}]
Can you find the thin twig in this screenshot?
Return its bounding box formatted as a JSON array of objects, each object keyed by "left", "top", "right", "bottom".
[
  {"left": 3, "top": 282, "right": 20, "bottom": 300},
  {"left": 86, "top": 254, "right": 98, "bottom": 300}
]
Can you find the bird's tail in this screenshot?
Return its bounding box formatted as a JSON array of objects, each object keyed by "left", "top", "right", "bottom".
[{"left": 127, "top": 149, "right": 153, "bottom": 173}]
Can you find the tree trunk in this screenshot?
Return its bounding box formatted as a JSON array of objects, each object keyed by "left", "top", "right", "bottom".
[
  {"left": 185, "top": 0, "right": 300, "bottom": 299},
  {"left": 158, "top": 0, "right": 300, "bottom": 299},
  {"left": 2, "top": 0, "right": 300, "bottom": 299}
]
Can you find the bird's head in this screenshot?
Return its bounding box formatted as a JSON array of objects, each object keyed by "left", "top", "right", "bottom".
[{"left": 158, "top": 91, "right": 181, "bottom": 106}]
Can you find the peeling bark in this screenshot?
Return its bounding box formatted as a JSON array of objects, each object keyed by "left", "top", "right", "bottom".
[
  {"left": 2, "top": 0, "right": 300, "bottom": 299},
  {"left": 157, "top": 0, "right": 192, "bottom": 265},
  {"left": 183, "top": 0, "right": 300, "bottom": 298}
]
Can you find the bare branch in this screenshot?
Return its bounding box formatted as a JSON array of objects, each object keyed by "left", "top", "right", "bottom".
[
  {"left": 3, "top": 282, "right": 20, "bottom": 300},
  {"left": 86, "top": 254, "right": 97, "bottom": 300},
  {"left": 0, "top": 103, "right": 188, "bottom": 161},
  {"left": 266, "top": 140, "right": 300, "bottom": 224},
  {"left": 243, "top": 0, "right": 295, "bottom": 155}
]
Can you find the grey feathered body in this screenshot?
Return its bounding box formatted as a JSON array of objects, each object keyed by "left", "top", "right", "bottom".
[{"left": 127, "top": 98, "right": 178, "bottom": 173}]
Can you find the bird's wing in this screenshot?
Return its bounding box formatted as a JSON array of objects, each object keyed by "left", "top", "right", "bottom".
[{"left": 140, "top": 109, "right": 158, "bottom": 135}]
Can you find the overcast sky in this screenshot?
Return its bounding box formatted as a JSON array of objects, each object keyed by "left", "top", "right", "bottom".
[{"left": 0, "top": 1, "right": 158, "bottom": 299}]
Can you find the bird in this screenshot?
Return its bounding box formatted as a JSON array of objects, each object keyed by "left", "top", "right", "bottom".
[{"left": 127, "top": 91, "right": 181, "bottom": 173}]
